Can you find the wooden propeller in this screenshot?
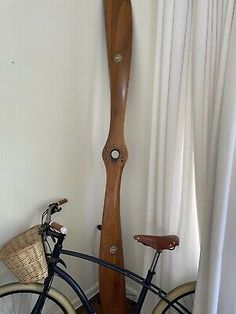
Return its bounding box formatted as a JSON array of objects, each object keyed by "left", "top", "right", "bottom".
[{"left": 99, "top": 0, "right": 132, "bottom": 313}]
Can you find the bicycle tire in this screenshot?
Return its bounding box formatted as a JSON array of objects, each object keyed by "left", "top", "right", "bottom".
[
  {"left": 0, "top": 282, "right": 76, "bottom": 313},
  {"left": 152, "top": 281, "right": 196, "bottom": 314}
]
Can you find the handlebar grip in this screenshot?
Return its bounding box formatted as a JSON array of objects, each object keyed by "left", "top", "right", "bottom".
[
  {"left": 50, "top": 221, "right": 67, "bottom": 234},
  {"left": 57, "top": 198, "right": 68, "bottom": 206}
]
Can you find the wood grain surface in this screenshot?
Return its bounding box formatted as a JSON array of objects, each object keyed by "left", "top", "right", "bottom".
[{"left": 99, "top": 1, "right": 132, "bottom": 313}]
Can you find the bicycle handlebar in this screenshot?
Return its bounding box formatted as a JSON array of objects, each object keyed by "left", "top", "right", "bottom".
[
  {"left": 43, "top": 198, "right": 68, "bottom": 235},
  {"left": 57, "top": 198, "right": 68, "bottom": 206},
  {"left": 50, "top": 221, "right": 67, "bottom": 235}
]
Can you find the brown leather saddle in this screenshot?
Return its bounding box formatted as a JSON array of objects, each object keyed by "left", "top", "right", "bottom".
[{"left": 134, "top": 234, "right": 179, "bottom": 252}]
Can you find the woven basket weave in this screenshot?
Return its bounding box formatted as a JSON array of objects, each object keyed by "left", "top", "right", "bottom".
[{"left": 0, "top": 225, "right": 48, "bottom": 283}]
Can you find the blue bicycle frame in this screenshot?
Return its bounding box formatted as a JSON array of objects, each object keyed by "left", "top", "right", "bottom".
[
  {"left": 50, "top": 249, "right": 183, "bottom": 314},
  {"left": 32, "top": 224, "right": 189, "bottom": 314}
]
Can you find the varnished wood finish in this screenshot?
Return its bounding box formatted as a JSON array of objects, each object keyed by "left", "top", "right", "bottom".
[{"left": 99, "top": 1, "right": 132, "bottom": 313}]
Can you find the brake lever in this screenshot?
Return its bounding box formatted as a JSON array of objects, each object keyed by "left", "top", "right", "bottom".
[
  {"left": 55, "top": 206, "right": 62, "bottom": 213},
  {"left": 49, "top": 202, "right": 58, "bottom": 208}
]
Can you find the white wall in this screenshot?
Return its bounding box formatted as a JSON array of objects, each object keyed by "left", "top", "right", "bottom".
[{"left": 0, "top": 0, "right": 157, "bottom": 304}]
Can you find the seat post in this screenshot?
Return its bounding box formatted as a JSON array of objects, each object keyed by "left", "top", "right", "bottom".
[
  {"left": 134, "top": 251, "right": 161, "bottom": 314},
  {"left": 150, "top": 250, "right": 161, "bottom": 272}
]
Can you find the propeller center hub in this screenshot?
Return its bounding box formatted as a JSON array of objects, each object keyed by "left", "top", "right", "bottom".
[{"left": 110, "top": 149, "right": 120, "bottom": 160}]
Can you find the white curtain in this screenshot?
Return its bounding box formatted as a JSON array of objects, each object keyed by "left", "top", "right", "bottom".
[
  {"left": 143, "top": 0, "right": 236, "bottom": 313},
  {"left": 192, "top": 1, "right": 236, "bottom": 313},
  {"left": 143, "top": 1, "right": 200, "bottom": 312}
]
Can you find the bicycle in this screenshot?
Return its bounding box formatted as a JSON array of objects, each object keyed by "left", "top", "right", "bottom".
[{"left": 0, "top": 199, "right": 196, "bottom": 313}]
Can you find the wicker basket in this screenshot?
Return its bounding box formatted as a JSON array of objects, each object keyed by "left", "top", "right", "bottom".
[{"left": 0, "top": 225, "right": 48, "bottom": 283}]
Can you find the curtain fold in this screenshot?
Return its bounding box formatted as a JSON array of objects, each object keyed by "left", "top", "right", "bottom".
[
  {"left": 144, "top": 0, "right": 199, "bottom": 303},
  {"left": 143, "top": 0, "right": 236, "bottom": 313},
  {"left": 191, "top": 0, "right": 236, "bottom": 236},
  {"left": 192, "top": 2, "right": 236, "bottom": 311}
]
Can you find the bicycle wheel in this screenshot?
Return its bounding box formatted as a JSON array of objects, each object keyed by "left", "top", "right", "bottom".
[
  {"left": 152, "top": 281, "right": 196, "bottom": 314},
  {"left": 0, "top": 282, "right": 76, "bottom": 313}
]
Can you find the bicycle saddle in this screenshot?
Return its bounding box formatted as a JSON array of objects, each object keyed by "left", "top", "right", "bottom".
[{"left": 134, "top": 235, "right": 179, "bottom": 251}]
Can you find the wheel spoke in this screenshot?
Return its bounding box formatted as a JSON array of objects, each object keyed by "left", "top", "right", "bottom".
[
  {"left": 30, "top": 292, "right": 33, "bottom": 312},
  {"left": 0, "top": 288, "right": 68, "bottom": 313},
  {"left": 153, "top": 283, "right": 196, "bottom": 314},
  {"left": 12, "top": 293, "right": 16, "bottom": 313},
  {"left": 19, "top": 293, "right": 22, "bottom": 313},
  {"left": 0, "top": 297, "right": 8, "bottom": 314},
  {"left": 165, "top": 292, "right": 194, "bottom": 313}
]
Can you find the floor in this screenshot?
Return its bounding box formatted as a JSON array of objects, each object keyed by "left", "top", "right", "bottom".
[{"left": 77, "top": 294, "right": 136, "bottom": 313}]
